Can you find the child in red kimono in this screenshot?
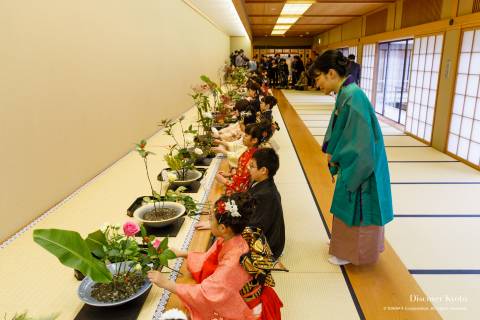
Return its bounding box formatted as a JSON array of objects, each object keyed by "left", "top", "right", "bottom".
[
  {"left": 215, "top": 123, "right": 265, "bottom": 195},
  {"left": 148, "top": 193, "right": 275, "bottom": 320}
]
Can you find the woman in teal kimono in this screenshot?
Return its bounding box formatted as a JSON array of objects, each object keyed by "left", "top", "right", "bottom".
[{"left": 307, "top": 50, "right": 394, "bottom": 265}]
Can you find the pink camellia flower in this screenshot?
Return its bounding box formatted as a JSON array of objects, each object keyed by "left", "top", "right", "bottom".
[
  {"left": 123, "top": 221, "right": 140, "bottom": 237},
  {"left": 152, "top": 238, "right": 161, "bottom": 249}
]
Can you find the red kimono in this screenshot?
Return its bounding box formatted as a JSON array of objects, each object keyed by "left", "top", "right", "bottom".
[
  {"left": 176, "top": 236, "right": 256, "bottom": 320},
  {"left": 225, "top": 147, "right": 258, "bottom": 195}
]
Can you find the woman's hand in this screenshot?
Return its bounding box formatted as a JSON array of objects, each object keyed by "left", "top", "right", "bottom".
[{"left": 148, "top": 271, "right": 176, "bottom": 293}]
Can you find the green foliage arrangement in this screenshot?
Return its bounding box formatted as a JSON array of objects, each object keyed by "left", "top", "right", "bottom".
[{"left": 33, "top": 222, "right": 177, "bottom": 284}]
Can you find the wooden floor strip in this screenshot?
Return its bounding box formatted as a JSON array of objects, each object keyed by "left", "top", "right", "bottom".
[{"left": 274, "top": 89, "right": 442, "bottom": 320}]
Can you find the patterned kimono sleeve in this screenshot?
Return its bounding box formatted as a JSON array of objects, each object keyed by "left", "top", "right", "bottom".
[{"left": 226, "top": 148, "right": 254, "bottom": 194}]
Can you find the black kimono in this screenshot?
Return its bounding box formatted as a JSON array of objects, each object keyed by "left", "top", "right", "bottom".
[{"left": 248, "top": 178, "right": 285, "bottom": 259}]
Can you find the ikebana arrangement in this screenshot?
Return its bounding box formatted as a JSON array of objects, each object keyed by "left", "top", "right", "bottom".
[
  {"left": 160, "top": 116, "right": 204, "bottom": 185},
  {"left": 33, "top": 221, "right": 176, "bottom": 306},
  {"left": 30, "top": 66, "right": 253, "bottom": 308}
]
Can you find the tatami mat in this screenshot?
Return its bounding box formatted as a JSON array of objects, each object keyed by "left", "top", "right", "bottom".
[
  {"left": 275, "top": 273, "right": 359, "bottom": 320},
  {"left": 276, "top": 182, "right": 336, "bottom": 273},
  {"left": 308, "top": 127, "right": 328, "bottom": 136},
  {"left": 386, "top": 218, "right": 480, "bottom": 269},
  {"left": 386, "top": 147, "right": 457, "bottom": 162},
  {"left": 383, "top": 135, "right": 428, "bottom": 147},
  {"left": 272, "top": 105, "right": 359, "bottom": 317},
  {"left": 389, "top": 162, "right": 480, "bottom": 183},
  {"left": 303, "top": 120, "right": 331, "bottom": 127},
  {"left": 282, "top": 89, "right": 480, "bottom": 320},
  {"left": 414, "top": 275, "right": 480, "bottom": 320},
  {"left": 392, "top": 184, "right": 480, "bottom": 214}
]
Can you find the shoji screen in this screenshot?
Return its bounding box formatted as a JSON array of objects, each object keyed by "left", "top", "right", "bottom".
[
  {"left": 348, "top": 46, "right": 357, "bottom": 57},
  {"left": 360, "top": 43, "right": 376, "bottom": 101},
  {"left": 406, "top": 34, "right": 443, "bottom": 142},
  {"left": 447, "top": 29, "right": 480, "bottom": 166}
]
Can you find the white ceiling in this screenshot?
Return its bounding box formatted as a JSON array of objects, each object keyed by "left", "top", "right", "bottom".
[{"left": 185, "top": 0, "right": 247, "bottom": 36}]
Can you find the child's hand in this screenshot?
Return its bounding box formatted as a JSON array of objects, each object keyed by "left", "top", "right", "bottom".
[
  {"left": 213, "top": 139, "right": 222, "bottom": 145},
  {"left": 218, "top": 170, "right": 232, "bottom": 177},
  {"left": 170, "top": 247, "right": 187, "bottom": 258},
  {"left": 211, "top": 146, "right": 226, "bottom": 154},
  {"left": 215, "top": 173, "right": 229, "bottom": 185},
  {"left": 195, "top": 220, "right": 211, "bottom": 230},
  {"left": 148, "top": 270, "right": 170, "bottom": 288}
]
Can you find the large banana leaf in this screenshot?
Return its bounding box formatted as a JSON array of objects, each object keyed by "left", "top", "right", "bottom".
[
  {"left": 33, "top": 229, "right": 112, "bottom": 283},
  {"left": 85, "top": 229, "right": 107, "bottom": 259}
]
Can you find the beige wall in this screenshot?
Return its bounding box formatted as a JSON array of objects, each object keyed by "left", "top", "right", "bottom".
[
  {"left": 230, "top": 36, "right": 253, "bottom": 58},
  {"left": 0, "top": 0, "right": 230, "bottom": 241}
]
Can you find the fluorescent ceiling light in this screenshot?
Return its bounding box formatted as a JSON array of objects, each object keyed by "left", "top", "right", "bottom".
[
  {"left": 273, "top": 25, "right": 291, "bottom": 30},
  {"left": 277, "top": 17, "right": 299, "bottom": 24},
  {"left": 280, "top": 3, "right": 312, "bottom": 16},
  {"left": 271, "top": 30, "right": 287, "bottom": 35}
]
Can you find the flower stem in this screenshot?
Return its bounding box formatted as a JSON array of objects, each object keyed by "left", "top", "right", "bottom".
[{"left": 144, "top": 158, "right": 158, "bottom": 213}]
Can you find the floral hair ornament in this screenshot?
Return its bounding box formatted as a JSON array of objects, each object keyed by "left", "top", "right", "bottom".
[
  {"left": 216, "top": 200, "right": 227, "bottom": 215},
  {"left": 226, "top": 199, "right": 241, "bottom": 218}
]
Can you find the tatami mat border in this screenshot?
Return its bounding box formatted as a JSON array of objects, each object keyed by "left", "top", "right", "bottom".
[
  {"left": 409, "top": 270, "right": 480, "bottom": 275},
  {"left": 389, "top": 160, "right": 459, "bottom": 163},
  {"left": 395, "top": 214, "right": 480, "bottom": 218},
  {"left": 153, "top": 156, "right": 222, "bottom": 319},
  {"left": 391, "top": 182, "right": 480, "bottom": 184}
]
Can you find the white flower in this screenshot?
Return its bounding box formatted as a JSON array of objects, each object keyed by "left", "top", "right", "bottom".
[
  {"left": 226, "top": 200, "right": 241, "bottom": 218},
  {"left": 160, "top": 309, "right": 187, "bottom": 320},
  {"left": 134, "top": 263, "right": 142, "bottom": 272},
  {"left": 194, "top": 148, "right": 203, "bottom": 155},
  {"left": 100, "top": 222, "right": 110, "bottom": 233},
  {"left": 167, "top": 172, "right": 178, "bottom": 182},
  {"left": 202, "top": 111, "right": 213, "bottom": 119},
  {"left": 185, "top": 136, "right": 194, "bottom": 145}
]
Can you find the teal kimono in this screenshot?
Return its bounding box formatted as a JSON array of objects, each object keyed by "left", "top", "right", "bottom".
[{"left": 324, "top": 81, "right": 394, "bottom": 227}]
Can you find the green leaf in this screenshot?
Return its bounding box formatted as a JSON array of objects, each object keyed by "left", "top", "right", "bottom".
[
  {"left": 143, "top": 196, "right": 154, "bottom": 203},
  {"left": 159, "top": 237, "right": 169, "bottom": 251},
  {"left": 33, "top": 229, "right": 112, "bottom": 283},
  {"left": 140, "top": 225, "right": 147, "bottom": 237},
  {"left": 159, "top": 255, "right": 168, "bottom": 267},
  {"left": 85, "top": 230, "right": 108, "bottom": 258},
  {"left": 163, "top": 248, "right": 176, "bottom": 260}
]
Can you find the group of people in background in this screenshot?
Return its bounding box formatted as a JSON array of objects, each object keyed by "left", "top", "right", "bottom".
[{"left": 230, "top": 49, "right": 362, "bottom": 91}]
